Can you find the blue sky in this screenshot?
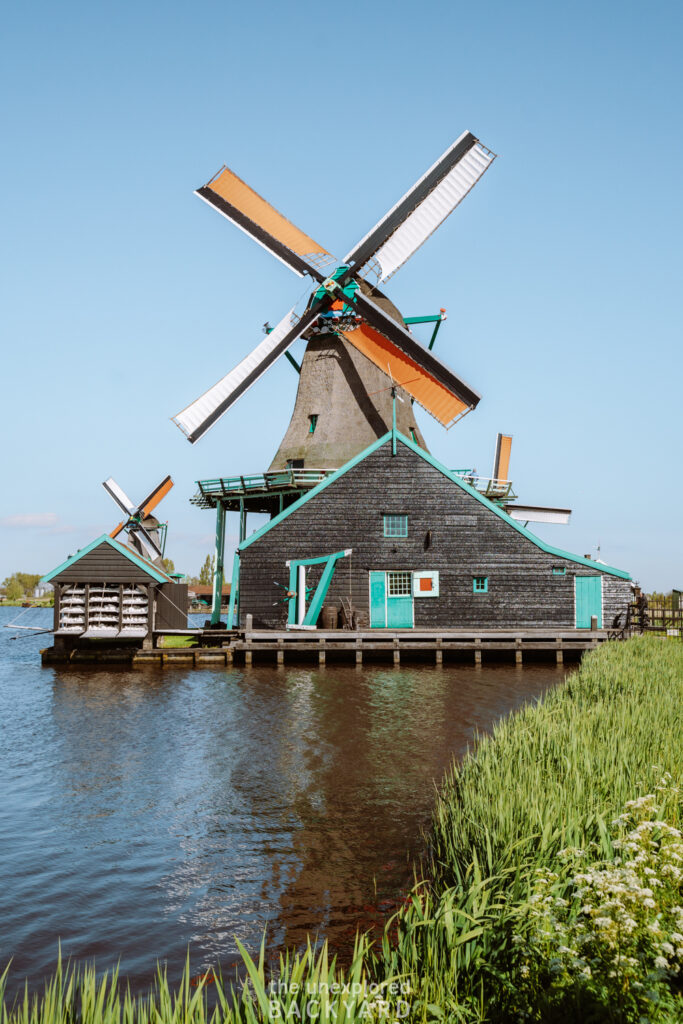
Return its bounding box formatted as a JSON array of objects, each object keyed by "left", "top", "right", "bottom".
[{"left": 2, "top": 0, "right": 681, "bottom": 590}]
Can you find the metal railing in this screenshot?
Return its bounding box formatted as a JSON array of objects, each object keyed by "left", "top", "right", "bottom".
[
  {"left": 452, "top": 471, "right": 516, "bottom": 501},
  {"left": 192, "top": 468, "right": 334, "bottom": 504}
]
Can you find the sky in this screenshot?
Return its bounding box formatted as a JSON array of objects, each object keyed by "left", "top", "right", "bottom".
[{"left": 2, "top": 0, "right": 681, "bottom": 590}]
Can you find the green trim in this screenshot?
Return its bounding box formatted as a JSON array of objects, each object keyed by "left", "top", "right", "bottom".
[
  {"left": 41, "top": 534, "right": 172, "bottom": 584},
  {"left": 238, "top": 433, "right": 631, "bottom": 580},
  {"left": 552, "top": 566, "right": 567, "bottom": 575},
  {"left": 473, "top": 576, "right": 488, "bottom": 593}
]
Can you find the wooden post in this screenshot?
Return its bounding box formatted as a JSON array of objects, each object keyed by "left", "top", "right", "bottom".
[
  {"left": 244, "top": 646, "right": 252, "bottom": 667},
  {"left": 435, "top": 637, "right": 443, "bottom": 665},
  {"left": 474, "top": 637, "right": 482, "bottom": 665},
  {"left": 319, "top": 638, "right": 326, "bottom": 666},
  {"left": 515, "top": 638, "right": 523, "bottom": 665},
  {"left": 556, "top": 638, "right": 563, "bottom": 664},
  {"left": 211, "top": 502, "right": 226, "bottom": 627},
  {"left": 590, "top": 615, "right": 598, "bottom": 632},
  {"left": 277, "top": 638, "right": 284, "bottom": 665},
  {"left": 355, "top": 638, "right": 363, "bottom": 665},
  {"left": 393, "top": 637, "right": 400, "bottom": 665}
]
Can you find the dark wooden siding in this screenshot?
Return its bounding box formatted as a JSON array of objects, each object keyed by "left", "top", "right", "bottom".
[
  {"left": 238, "top": 441, "right": 632, "bottom": 628},
  {"left": 52, "top": 543, "right": 159, "bottom": 583},
  {"left": 155, "top": 584, "right": 188, "bottom": 630}
]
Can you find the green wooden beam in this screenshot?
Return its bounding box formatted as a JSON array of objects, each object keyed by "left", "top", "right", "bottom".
[
  {"left": 285, "top": 351, "right": 301, "bottom": 373},
  {"left": 211, "top": 502, "right": 226, "bottom": 625}
]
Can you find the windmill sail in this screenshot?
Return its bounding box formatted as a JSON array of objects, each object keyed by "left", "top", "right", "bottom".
[
  {"left": 345, "top": 131, "right": 496, "bottom": 282},
  {"left": 493, "top": 434, "right": 512, "bottom": 481},
  {"left": 348, "top": 290, "right": 480, "bottom": 421},
  {"left": 172, "top": 306, "right": 320, "bottom": 443},
  {"left": 339, "top": 322, "right": 474, "bottom": 428},
  {"left": 197, "top": 167, "right": 334, "bottom": 279},
  {"left": 103, "top": 478, "right": 137, "bottom": 517},
  {"left": 138, "top": 475, "right": 173, "bottom": 518}
]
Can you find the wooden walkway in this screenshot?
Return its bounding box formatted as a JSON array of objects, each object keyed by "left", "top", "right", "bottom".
[{"left": 116, "top": 627, "right": 610, "bottom": 668}]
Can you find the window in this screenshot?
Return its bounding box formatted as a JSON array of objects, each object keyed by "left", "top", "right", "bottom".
[
  {"left": 384, "top": 514, "right": 408, "bottom": 537},
  {"left": 287, "top": 459, "right": 304, "bottom": 470},
  {"left": 413, "top": 571, "right": 439, "bottom": 597},
  {"left": 410, "top": 428, "right": 418, "bottom": 443},
  {"left": 552, "top": 566, "right": 566, "bottom": 575},
  {"left": 473, "top": 576, "right": 488, "bottom": 593},
  {"left": 387, "top": 571, "right": 412, "bottom": 596},
  {"left": 308, "top": 414, "right": 318, "bottom": 434}
]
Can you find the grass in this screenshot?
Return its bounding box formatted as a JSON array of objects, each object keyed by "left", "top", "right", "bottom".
[{"left": 2, "top": 637, "right": 682, "bottom": 1023}]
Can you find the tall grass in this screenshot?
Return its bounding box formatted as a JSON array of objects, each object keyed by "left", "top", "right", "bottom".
[{"left": 2, "top": 637, "right": 682, "bottom": 1023}]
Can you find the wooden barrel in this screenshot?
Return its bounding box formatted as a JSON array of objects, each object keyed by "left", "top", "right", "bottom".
[{"left": 321, "top": 605, "right": 338, "bottom": 630}]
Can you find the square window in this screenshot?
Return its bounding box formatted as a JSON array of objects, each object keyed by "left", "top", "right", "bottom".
[
  {"left": 308, "top": 414, "right": 318, "bottom": 434},
  {"left": 384, "top": 514, "right": 408, "bottom": 538},
  {"left": 552, "top": 566, "right": 566, "bottom": 575},
  {"left": 473, "top": 576, "right": 488, "bottom": 593},
  {"left": 387, "top": 571, "right": 412, "bottom": 596}
]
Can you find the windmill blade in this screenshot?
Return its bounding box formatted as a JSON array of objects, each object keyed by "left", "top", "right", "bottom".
[
  {"left": 493, "top": 434, "right": 512, "bottom": 481},
  {"left": 345, "top": 131, "right": 496, "bottom": 283},
  {"left": 348, "top": 290, "right": 480, "bottom": 421},
  {"left": 196, "top": 166, "right": 335, "bottom": 280},
  {"left": 130, "top": 524, "right": 164, "bottom": 561},
  {"left": 109, "top": 521, "right": 126, "bottom": 540},
  {"left": 172, "top": 304, "right": 322, "bottom": 443},
  {"left": 138, "top": 475, "right": 173, "bottom": 518},
  {"left": 340, "top": 322, "right": 473, "bottom": 428},
  {"left": 103, "top": 477, "right": 138, "bottom": 517},
  {"left": 505, "top": 505, "right": 572, "bottom": 526}
]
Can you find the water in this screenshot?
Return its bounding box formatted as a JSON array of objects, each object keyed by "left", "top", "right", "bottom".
[{"left": 0, "top": 606, "right": 566, "bottom": 996}]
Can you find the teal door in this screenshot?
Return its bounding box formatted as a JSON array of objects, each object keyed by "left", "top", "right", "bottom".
[
  {"left": 575, "top": 576, "right": 602, "bottom": 628},
  {"left": 387, "top": 595, "right": 413, "bottom": 628},
  {"left": 370, "top": 572, "right": 387, "bottom": 627}
]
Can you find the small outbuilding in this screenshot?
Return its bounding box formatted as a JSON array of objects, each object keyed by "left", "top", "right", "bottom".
[
  {"left": 231, "top": 431, "right": 632, "bottom": 630},
  {"left": 41, "top": 534, "right": 187, "bottom": 650}
]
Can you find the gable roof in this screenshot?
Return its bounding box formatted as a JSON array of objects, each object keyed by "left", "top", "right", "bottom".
[
  {"left": 41, "top": 534, "right": 174, "bottom": 584},
  {"left": 238, "top": 431, "right": 631, "bottom": 580}
]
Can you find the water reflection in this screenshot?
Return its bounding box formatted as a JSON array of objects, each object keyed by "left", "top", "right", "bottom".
[{"left": 0, "top": 610, "right": 565, "bottom": 996}]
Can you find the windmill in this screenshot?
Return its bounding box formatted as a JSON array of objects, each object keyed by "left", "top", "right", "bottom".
[
  {"left": 173, "top": 131, "right": 496, "bottom": 469},
  {"left": 103, "top": 475, "right": 174, "bottom": 564},
  {"left": 454, "top": 434, "right": 572, "bottom": 525}
]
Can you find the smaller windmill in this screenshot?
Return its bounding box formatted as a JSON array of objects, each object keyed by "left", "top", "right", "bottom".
[
  {"left": 456, "top": 435, "right": 572, "bottom": 525},
  {"left": 103, "top": 475, "right": 174, "bottom": 563}
]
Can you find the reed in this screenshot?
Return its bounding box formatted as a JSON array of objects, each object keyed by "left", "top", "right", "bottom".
[{"left": 2, "top": 637, "right": 681, "bottom": 1023}]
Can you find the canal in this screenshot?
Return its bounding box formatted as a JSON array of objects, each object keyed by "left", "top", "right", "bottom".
[{"left": 0, "top": 607, "right": 565, "bottom": 997}]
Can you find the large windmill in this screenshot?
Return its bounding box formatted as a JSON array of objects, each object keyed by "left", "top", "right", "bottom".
[{"left": 173, "top": 131, "right": 495, "bottom": 470}]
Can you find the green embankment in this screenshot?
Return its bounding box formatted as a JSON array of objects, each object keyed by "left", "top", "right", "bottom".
[{"left": 2, "top": 637, "right": 682, "bottom": 1023}]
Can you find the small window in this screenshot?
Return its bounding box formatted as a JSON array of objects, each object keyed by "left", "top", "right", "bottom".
[
  {"left": 384, "top": 514, "right": 408, "bottom": 538},
  {"left": 387, "top": 571, "right": 412, "bottom": 596},
  {"left": 308, "top": 414, "right": 318, "bottom": 434},
  {"left": 473, "top": 576, "right": 488, "bottom": 593},
  {"left": 410, "top": 428, "right": 418, "bottom": 443},
  {"left": 552, "top": 566, "right": 566, "bottom": 575},
  {"left": 287, "top": 459, "right": 304, "bottom": 470}
]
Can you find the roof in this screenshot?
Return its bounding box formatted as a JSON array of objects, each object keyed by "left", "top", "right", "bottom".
[
  {"left": 238, "top": 431, "right": 631, "bottom": 580},
  {"left": 41, "top": 534, "right": 175, "bottom": 585}
]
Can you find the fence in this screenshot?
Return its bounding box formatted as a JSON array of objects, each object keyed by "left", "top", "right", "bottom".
[{"left": 628, "top": 602, "right": 683, "bottom": 637}]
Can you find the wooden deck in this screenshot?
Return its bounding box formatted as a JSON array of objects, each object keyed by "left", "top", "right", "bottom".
[{"left": 42, "top": 627, "right": 616, "bottom": 668}]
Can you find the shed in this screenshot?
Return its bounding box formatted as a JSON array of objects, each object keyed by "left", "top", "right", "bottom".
[{"left": 41, "top": 534, "right": 188, "bottom": 649}]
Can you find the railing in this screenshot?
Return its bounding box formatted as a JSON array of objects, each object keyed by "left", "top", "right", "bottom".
[
  {"left": 628, "top": 603, "right": 683, "bottom": 636},
  {"left": 192, "top": 468, "right": 334, "bottom": 503},
  {"left": 452, "top": 471, "right": 516, "bottom": 502}
]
